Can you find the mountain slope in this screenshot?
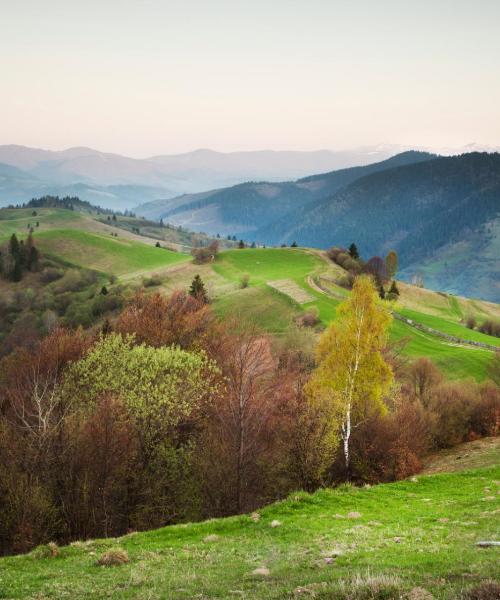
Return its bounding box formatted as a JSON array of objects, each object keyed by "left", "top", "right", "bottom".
[
  {"left": 137, "top": 151, "right": 435, "bottom": 231},
  {"left": 265, "top": 152, "right": 500, "bottom": 299}
]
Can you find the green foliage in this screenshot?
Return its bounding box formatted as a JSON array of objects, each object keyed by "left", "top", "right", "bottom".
[{"left": 65, "top": 333, "right": 219, "bottom": 428}]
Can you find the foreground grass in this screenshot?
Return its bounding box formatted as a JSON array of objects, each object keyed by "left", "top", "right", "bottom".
[{"left": 1, "top": 467, "right": 498, "bottom": 599}]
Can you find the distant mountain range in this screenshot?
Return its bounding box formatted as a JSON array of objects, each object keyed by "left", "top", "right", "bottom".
[
  {"left": 137, "top": 152, "right": 500, "bottom": 301},
  {"left": 1, "top": 143, "right": 497, "bottom": 210}
]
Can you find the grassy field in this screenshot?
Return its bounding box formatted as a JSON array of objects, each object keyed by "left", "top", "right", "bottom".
[
  {"left": 0, "top": 207, "right": 83, "bottom": 239},
  {"left": 35, "top": 229, "right": 189, "bottom": 275},
  {"left": 1, "top": 465, "right": 498, "bottom": 599},
  {"left": 213, "top": 248, "right": 325, "bottom": 284},
  {"left": 211, "top": 248, "right": 497, "bottom": 381}
]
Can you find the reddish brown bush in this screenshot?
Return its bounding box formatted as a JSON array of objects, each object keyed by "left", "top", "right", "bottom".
[{"left": 116, "top": 290, "right": 213, "bottom": 349}]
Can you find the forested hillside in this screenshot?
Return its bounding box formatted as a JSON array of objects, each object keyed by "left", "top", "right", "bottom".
[{"left": 138, "top": 151, "right": 434, "bottom": 229}]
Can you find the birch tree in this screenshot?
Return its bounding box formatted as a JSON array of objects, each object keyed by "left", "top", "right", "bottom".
[{"left": 306, "top": 275, "right": 393, "bottom": 476}]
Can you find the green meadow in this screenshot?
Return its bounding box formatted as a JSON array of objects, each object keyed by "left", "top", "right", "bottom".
[
  {"left": 1, "top": 465, "right": 498, "bottom": 599},
  {"left": 211, "top": 248, "right": 497, "bottom": 381},
  {"left": 35, "top": 229, "right": 189, "bottom": 275}
]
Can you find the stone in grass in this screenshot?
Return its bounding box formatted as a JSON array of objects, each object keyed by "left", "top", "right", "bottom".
[
  {"left": 203, "top": 534, "right": 219, "bottom": 543},
  {"left": 96, "top": 548, "right": 129, "bottom": 567},
  {"left": 270, "top": 520, "right": 281, "bottom": 528},
  {"left": 250, "top": 512, "right": 260, "bottom": 522},
  {"left": 347, "top": 511, "right": 362, "bottom": 519},
  {"left": 252, "top": 567, "right": 270, "bottom": 576}
]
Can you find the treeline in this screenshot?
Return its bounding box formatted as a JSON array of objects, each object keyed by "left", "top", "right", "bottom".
[
  {"left": 0, "top": 278, "right": 498, "bottom": 555},
  {"left": 0, "top": 233, "right": 39, "bottom": 282},
  {"left": 327, "top": 243, "right": 400, "bottom": 299}
]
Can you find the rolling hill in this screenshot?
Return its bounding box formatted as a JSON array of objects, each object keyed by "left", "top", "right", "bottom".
[{"left": 1, "top": 201, "right": 499, "bottom": 380}]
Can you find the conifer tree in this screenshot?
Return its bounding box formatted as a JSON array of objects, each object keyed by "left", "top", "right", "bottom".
[
  {"left": 348, "top": 243, "right": 359, "bottom": 259},
  {"left": 189, "top": 274, "right": 208, "bottom": 303}
]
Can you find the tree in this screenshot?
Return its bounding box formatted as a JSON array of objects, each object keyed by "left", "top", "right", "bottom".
[
  {"left": 291, "top": 241, "right": 298, "bottom": 248},
  {"left": 9, "top": 234, "right": 20, "bottom": 259},
  {"left": 189, "top": 274, "right": 209, "bottom": 304},
  {"left": 388, "top": 280, "right": 400, "bottom": 297},
  {"left": 306, "top": 276, "right": 393, "bottom": 476},
  {"left": 348, "top": 243, "right": 359, "bottom": 259},
  {"left": 364, "top": 256, "right": 387, "bottom": 286},
  {"left": 404, "top": 357, "right": 443, "bottom": 406},
  {"left": 238, "top": 240, "right": 245, "bottom": 249},
  {"left": 385, "top": 250, "right": 398, "bottom": 279},
  {"left": 10, "top": 258, "right": 22, "bottom": 282}
]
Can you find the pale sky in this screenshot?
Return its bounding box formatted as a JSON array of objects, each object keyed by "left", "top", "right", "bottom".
[{"left": 1, "top": 0, "right": 499, "bottom": 157}]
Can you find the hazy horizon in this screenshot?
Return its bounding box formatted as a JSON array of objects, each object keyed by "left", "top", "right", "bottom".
[{"left": 2, "top": 0, "right": 499, "bottom": 157}]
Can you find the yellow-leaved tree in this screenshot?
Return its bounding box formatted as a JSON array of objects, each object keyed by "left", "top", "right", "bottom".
[{"left": 306, "top": 275, "right": 393, "bottom": 476}]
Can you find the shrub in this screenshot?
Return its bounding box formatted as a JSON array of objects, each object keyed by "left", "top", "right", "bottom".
[
  {"left": 96, "top": 548, "right": 129, "bottom": 567},
  {"left": 31, "top": 542, "right": 59, "bottom": 559},
  {"left": 335, "top": 273, "right": 355, "bottom": 289},
  {"left": 39, "top": 268, "right": 64, "bottom": 284},
  {"left": 143, "top": 275, "right": 162, "bottom": 287},
  {"left": 64, "top": 302, "right": 94, "bottom": 328},
  {"left": 298, "top": 307, "right": 320, "bottom": 328},
  {"left": 192, "top": 241, "right": 219, "bottom": 264},
  {"left": 478, "top": 319, "right": 500, "bottom": 338},
  {"left": 470, "top": 382, "right": 500, "bottom": 437},
  {"left": 462, "top": 581, "right": 500, "bottom": 600},
  {"left": 91, "top": 292, "right": 124, "bottom": 317},
  {"left": 465, "top": 315, "right": 477, "bottom": 329},
  {"left": 428, "top": 382, "right": 477, "bottom": 448},
  {"left": 240, "top": 273, "right": 250, "bottom": 288}
]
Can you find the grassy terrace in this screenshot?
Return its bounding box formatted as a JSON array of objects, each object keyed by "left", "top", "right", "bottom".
[{"left": 1, "top": 466, "right": 498, "bottom": 599}]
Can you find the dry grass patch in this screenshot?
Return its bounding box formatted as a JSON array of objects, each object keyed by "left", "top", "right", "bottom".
[
  {"left": 268, "top": 279, "right": 314, "bottom": 304},
  {"left": 96, "top": 548, "right": 129, "bottom": 567}
]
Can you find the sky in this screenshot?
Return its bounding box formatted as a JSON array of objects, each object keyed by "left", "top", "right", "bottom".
[{"left": 1, "top": 0, "right": 499, "bottom": 157}]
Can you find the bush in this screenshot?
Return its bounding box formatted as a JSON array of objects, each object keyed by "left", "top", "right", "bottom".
[
  {"left": 335, "top": 273, "right": 355, "bottom": 289},
  {"left": 478, "top": 319, "right": 500, "bottom": 338},
  {"left": 240, "top": 273, "right": 250, "bottom": 288},
  {"left": 96, "top": 548, "right": 129, "bottom": 567},
  {"left": 64, "top": 302, "right": 94, "bottom": 328},
  {"left": 39, "top": 268, "right": 64, "bottom": 284},
  {"left": 428, "top": 382, "right": 477, "bottom": 448},
  {"left": 143, "top": 275, "right": 163, "bottom": 287},
  {"left": 465, "top": 315, "right": 477, "bottom": 329},
  {"left": 462, "top": 581, "right": 500, "bottom": 600},
  {"left": 91, "top": 292, "right": 124, "bottom": 317},
  {"left": 298, "top": 307, "right": 320, "bottom": 328},
  {"left": 470, "top": 382, "right": 500, "bottom": 437},
  {"left": 53, "top": 269, "right": 98, "bottom": 293}
]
